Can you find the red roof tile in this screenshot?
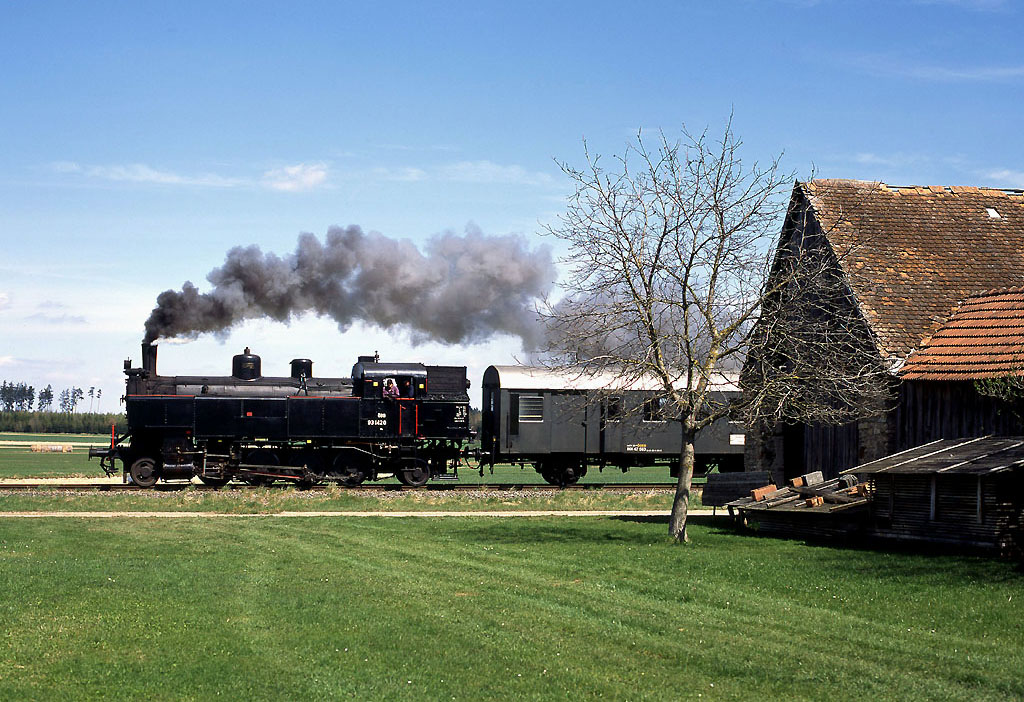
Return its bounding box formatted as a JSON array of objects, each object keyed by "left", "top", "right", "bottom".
[
  {"left": 900, "top": 287, "right": 1024, "bottom": 380},
  {"left": 801, "top": 180, "right": 1024, "bottom": 360}
]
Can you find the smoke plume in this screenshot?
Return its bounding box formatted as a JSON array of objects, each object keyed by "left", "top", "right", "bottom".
[{"left": 143, "top": 224, "right": 553, "bottom": 347}]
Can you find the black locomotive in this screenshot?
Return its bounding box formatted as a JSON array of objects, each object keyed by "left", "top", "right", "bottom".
[{"left": 90, "top": 344, "right": 472, "bottom": 487}]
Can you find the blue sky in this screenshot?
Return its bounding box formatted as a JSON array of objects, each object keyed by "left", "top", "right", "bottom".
[{"left": 1, "top": 0, "right": 1022, "bottom": 411}]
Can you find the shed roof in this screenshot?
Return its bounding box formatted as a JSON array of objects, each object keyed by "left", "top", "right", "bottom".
[
  {"left": 845, "top": 436, "right": 1024, "bottom": 476},
  {"left": 900, "top": 287, "right": 1024, "bottom": 380},
  {"left": 800, "top": 180, "right": 1024, "bottom": 360}
]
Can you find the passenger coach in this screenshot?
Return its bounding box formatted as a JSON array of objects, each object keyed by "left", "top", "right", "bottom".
[{"left": 480, "top": 365, "right": 745, "bottom": 484}]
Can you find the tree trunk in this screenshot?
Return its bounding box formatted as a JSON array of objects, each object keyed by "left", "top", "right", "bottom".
[{"left": 669, "top": 428, "right": 696, "bottom": 543}]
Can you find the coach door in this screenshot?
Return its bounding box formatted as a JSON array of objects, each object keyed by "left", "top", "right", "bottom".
[
  {"left": 505, "top": 391, "right": 550, "bottom": 455},
  {"left": 600, "top": 395, "right": 623, "bottom": 454},
  {"left": 481, "top": 384, "right": 498, "bottom": 461}
]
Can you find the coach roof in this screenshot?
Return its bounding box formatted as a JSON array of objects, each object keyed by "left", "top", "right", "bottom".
[{"left": 483, "top": 365, "right": 740, "bottom": 392}]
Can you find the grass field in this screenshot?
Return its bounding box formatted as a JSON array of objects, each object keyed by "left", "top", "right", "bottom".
[{"left": 0, "top": 516, "right": 1020, "bottom": 701}]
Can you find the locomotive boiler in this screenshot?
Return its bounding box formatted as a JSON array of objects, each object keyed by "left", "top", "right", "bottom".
[{"left": 89, "top": 344, "right": 472, "bottom": 487}]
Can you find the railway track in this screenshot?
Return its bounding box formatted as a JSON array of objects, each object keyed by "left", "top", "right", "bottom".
[{"left": 0, "top": 481, "right": 681, "bottom": 492}]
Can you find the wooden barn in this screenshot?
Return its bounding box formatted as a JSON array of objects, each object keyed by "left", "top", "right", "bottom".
[{"left": 746, "top": 180, "right": 1024, "bottom": 485}]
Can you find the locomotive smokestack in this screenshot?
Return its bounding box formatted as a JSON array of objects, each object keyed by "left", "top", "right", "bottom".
[
  {"left": 141, "top": 343, "right": 157, "bottom": 375},
  {"left": 141, "top": 224, "right": 553, "bottom": 348}
]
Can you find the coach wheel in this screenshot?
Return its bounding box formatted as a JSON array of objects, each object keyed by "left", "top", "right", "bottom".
[
  {"left": 560, "top": 465, "right": 582, "bottom": 486},
  {"left": 537, "top": 461, "right": 560, "bottom": 486},
  {"left": 129, "top": 458, "right": 159, "bottom": 488},
  {"left": 540, "top": 468, "right": 561, "bottom": 486},
  {"left": 397, "top": 459, "right": 430, "bottom": 487},
  {"left": 540, "top": 462, "right": 584, "bottom": 487}
]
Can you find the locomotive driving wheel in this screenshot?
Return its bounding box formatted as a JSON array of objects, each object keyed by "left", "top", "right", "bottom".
[
  {"left": 332, "top": 454, "right": 366, "bottom": 486},
  {"left": 396, "top": 459, "right": 430, "bottom": 488},
  {"left": 242, "top": 449, "right": 279, "bottom": 486},
  {"left": 129, "top": 457, "right": 159, "bottom": 488},
  {"left": 198, "top": 475, "right": 230, "bottom": 487}
]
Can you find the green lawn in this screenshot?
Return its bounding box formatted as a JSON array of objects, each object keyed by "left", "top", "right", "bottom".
[{"left": 0, "top": 517, "right": 1020, "bottom": 701}]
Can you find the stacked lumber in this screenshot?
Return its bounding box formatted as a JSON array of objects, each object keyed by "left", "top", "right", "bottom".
[
  {"left": 725, "top": 471, "right": 873, "bottom": 540},
  {"left": 727, "top": 471, "right": 870, "bottom": 513}
]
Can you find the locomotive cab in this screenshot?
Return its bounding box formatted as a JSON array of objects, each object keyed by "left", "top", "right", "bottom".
[{"left": 351, "top": 361, "right": 428, "bottom": 399}]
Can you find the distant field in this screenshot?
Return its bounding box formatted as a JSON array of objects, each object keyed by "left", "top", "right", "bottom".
[
  {"left": 0, "top": 517, "right": 1020, "bottom": 701},
  {"left": 0, "top": 433, "right": 110, "bottom": 478},
  {"left": 0, "top": 432, "right": 110, "bottom": 444}
]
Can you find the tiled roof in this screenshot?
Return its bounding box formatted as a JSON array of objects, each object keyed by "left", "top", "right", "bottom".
[
  {"left": 900, "top": 287, "right": 1024, "bottom": 380},
  {"left": 800, "top": 179, "right": 1024, "bottom": 359}
]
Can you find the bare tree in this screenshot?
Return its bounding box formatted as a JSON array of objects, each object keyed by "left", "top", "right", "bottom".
[{"left": 540, "top": 122, "right": 892, "bottom": 543}]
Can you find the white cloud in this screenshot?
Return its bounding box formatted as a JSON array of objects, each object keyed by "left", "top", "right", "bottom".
[
  {"left": 261, "top": 163, "right": 329, "bottom": 192},
  {"left": 852, "top": 153, "right": 904, "bottom": 168},
  {"left": 438, "top": 160, "right": 555, "bottom": 187},
  {"left": 0, "top": 292, "right": 9, "bottom": 310},
  {"left": 371, "top": 166, "right": 428, "bottom": 182},
  {"left": 902, "top": 64, "right": 1024, "bottom": 82},
  {"left": 369, "top": 160, "right": 555, "bottom": 187},
  {"left": 50, "top": 161, "right": 244, "bottom": 187},
  {"left": 850, "top": 54, "right": 1024, "bottom": 82},
  {"left": 47, "top": 156, "right": 554, "bottom": 193},
  {"left": 50, "top": 161, "right": 83, "bottom": 174},
  {"left": 910, "top": 0, "right": 1009, "bottom": 10},
  {"left": 23, "top": 312, "right": 87, "bottom": 325},
  {"left": 983, "top": 168, "right": 1024, "bottom": 187},
  {"left": 49, "top": 160, "right": 332, "bottom": 191},
  {"left": 0, "top": 356, "right": 14, "bottom": 368}
]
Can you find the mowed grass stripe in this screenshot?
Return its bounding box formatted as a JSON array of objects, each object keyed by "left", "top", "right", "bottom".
[{"left": 0, "top": 518, "right": 1021, "bottom": 701}]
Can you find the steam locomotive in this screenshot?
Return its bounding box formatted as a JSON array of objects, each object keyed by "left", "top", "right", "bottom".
[
  {"left": 90, "top": 344, "right": 744, "bottom": 487},
  {"left": 89, "top": 344, "right": 472, "bottom": 487}
]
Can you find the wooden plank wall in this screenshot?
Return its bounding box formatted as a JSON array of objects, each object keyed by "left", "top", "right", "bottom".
[
  {"left": 869, "top": 472, "right": 1024, "bottom": 552},
  {"left": 897, "top": 381, "right": 1024, "bottom": 450},
  {"left": 802, "top": 421, "right": 859, "bottom": 480}
]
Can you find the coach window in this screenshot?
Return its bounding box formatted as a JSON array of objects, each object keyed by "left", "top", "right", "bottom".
[
  {"left": 518, "top": 395, "right": 544, "bottom": 422},
  {"left": 643, "top": 397, "right": 665, "bottom": 422},
  {"left": 605, "top": 396, "right": 622, "bottom": 422}
]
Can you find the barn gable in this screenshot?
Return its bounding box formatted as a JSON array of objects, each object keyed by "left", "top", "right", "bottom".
[{"left": 800, "top": 180, "right": 1024, "bottom": 360}]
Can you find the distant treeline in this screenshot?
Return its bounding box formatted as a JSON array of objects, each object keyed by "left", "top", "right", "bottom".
[
  {"left": 1, "top": 381, "right": 106, "bottom": 413},
  {"left": 0, "top": 411, "right": 127, "bottom": 435}
]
